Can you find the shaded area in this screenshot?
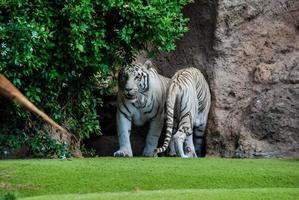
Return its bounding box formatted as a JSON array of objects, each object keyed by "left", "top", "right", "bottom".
[
  {"left": 84, "top": 95, "right": 147, "bottom": 156},
  {"left": 153, "top": 0, "right": 218, "bottom": 76}
]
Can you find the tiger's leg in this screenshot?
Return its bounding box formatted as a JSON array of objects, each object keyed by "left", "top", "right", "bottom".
[
  {"left": 193, "top": 125, "right": 205, "bottom": 157},
  {"left": 143, "top": 116, "right": 163, "bottom": 157},
  {"left": 114, "top": 110, "right": 133, "bottom": 157},
  {"left": 168, "top": 138, "right": 177, "bottom": 156},
  {"left": 167, "top": 126, "right": 177, "bottom": 156},
  {"left": 173, "top": 116, "right": 193, "bottom": 158},
  {"left": 173, "top": 130, "right": 187, "bottom": 158},
  {"left": 184, "top": 135, "right": 197, "bottom": 158},
  {"left": 194, "top": 114, "right": 207, "bottom": 157}
]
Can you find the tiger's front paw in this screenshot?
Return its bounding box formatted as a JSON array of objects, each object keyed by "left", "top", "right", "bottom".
[{"left": 113, "top": 149, "right": 133, "bottom": 157}]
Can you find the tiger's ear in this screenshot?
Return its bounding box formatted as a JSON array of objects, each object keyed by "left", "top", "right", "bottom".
[{"left": 143, "top": 60, "right": 153, "bottom": 69}]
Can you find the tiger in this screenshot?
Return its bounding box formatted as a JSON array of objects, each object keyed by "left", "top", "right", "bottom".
[
  {"left": 155, "top": 67, "right": 211, "bottom": 158},
  {"left": 114, "top": 60, "right": 169, "bottom": 157}
]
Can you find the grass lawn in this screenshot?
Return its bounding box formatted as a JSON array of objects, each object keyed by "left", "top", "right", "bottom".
[{"left": 0, "top": 158, "right": 298, "bottom": 200}]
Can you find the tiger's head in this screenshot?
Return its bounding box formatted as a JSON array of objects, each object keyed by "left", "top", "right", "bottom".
[{"left": 118, "top": 61, "right": 153, "bottom": 102}]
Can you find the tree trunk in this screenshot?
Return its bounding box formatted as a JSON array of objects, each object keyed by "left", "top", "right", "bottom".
[{"left": 0, "top": 74, "right": 82, "bottom": 157}]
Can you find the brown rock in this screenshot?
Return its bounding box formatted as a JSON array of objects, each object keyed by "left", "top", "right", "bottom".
[{"left": 253, "top": 64, "right": 273, "bottom": 83}]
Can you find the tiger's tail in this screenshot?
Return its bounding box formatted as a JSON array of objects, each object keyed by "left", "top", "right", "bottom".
[{"left": 155, "top": 84, "right": 178, "bottom": 154}]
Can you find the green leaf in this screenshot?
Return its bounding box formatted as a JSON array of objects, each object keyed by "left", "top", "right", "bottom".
[{"left": 77, "top": 44, "right": 84, "bottom": 52}]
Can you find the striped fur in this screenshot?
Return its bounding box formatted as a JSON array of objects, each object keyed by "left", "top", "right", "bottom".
[
  {"left": 155, "top": 67, "right": 211, "bottom": 158},
  {"left": 114, "top": 60, "right": 169, "bottom": 157}
]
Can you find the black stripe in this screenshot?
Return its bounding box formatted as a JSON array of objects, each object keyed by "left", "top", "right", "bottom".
[
  {"left": 194, "top": 135, "right": 204, "bottom": 139},
  {"left": 159, "top": 106, "right": 164, "bottom": 114},
  {"left": 179, "top": 121, "right": 188, "bottom": 126},
  {"left": 180, "top": 111, "right": 190, "bottom": 122},
  {"left": 195, "top": 127, "right": 204, "bottom": 131},
  {"left": 184, "top": 74, "right": 193, "bottom": 83},
  {"left": 132, "top": 102, "right": 138, "bottom": 108},
  {"left": 144, "top": 96, "right": 154, "bottom": 114},
  {"left": 198, "top": 103, "right": 205, "bottom": 113},
  {"left": 181, "top": 104, "right": 187, "bottom": 114},
  {"left": 186, "top": 132, "right": 192, "bottom": 136},
  {"left": 140, "top": 100, "right": 147, "bottom": 108},
  {"left": 196, "top": 81, "right": 200, "bottom": 90},
  {"left": 166, "top": 112, "right": 173, "bottom": 118},
  {"left": 142, "top": 72, "right": 149, "bottom": 93},
  {"left": 146, "top": 73, "right": 149, "bottom": 91},
  {"left": 121, "top": 98, "right": 131, "bottom": 114},
  {"left": 149, "top": 104, "right": 160, "bottom": 121},
  {"left": 119, "top": 108, "right": 131, "bottom": 121},
  {"left": 178, "top": 83, "right": 182, "bottom": 90}
]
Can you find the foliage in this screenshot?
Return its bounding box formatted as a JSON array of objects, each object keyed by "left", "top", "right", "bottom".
[
  {"left": 0, "top": 0, "right": 190, "bottom": 157},
  {"left": 0, "top": 123, "right": 70, "bottom": 159},
  {"left": 0, "top": 192, "right": 17, "bottom": 200},
  {"left": 26, "top": 129, "right": 71, "bottom": 159}
]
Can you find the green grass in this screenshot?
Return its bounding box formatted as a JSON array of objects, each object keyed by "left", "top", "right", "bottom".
[
  {"left": 0, "top": 158, "right": 298, "bottom": 200},
  {"left": 21, "top": 189, "right": 299, "bottom": 200}
]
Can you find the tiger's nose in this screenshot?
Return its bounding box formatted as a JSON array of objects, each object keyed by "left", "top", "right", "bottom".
[{"left": 125, "top": 88, "right": 133, "bottom": 92}]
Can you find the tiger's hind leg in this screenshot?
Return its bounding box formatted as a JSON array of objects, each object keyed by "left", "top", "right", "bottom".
[
  {"left": 184, "top": 135, "right": 197, "bottom": 158},
  {"left": 173, "top": 114, "right": 193, "bottom": 158},
  {"left": 173, "top": 131, "right": 187, "bottom": 158},
  {"left": 167, "top": 125, "right": 178, "bottom": 156},
  {"left": 168, "top": 138, "right": 177, "bottom": 156},
  {"left": 194, "top": 114, "right": 208, "bottom": 157},
  {"left": 193, "top": 126, "right": 204, "bottom": 157}
]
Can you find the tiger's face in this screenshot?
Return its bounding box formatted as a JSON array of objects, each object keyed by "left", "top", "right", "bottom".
[{"left": 119, "top": 64, "right": 149, "bottom": 101}]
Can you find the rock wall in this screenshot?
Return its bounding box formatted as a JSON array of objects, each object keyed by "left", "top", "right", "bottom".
[{"left": 154, "top": 0, "right": 299, "bottom": 158}]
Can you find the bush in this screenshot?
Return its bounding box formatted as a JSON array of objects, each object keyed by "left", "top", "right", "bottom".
[
  {"left": 0, "top": 192, "right": 17, "bottom": 200},
  {"left": 0, "top": 0, "right": 190, "bottom": 157}
]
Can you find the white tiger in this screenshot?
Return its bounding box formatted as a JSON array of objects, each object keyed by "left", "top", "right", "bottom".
[
  {"left": 114, "top": 60, "right": 169, "bottom": 157},
  {"left": 155, "top": 67, "right": 211, "bottom": 158}
]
